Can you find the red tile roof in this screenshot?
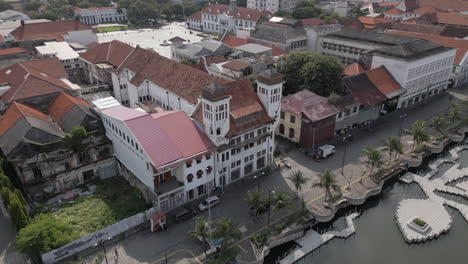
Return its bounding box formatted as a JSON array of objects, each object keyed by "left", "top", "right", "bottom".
[
  {"left": 117, "top": 47, "right": 226, "bottom": 105},
  {"left": 385, "top": 30, "right": 468, "bottom": 64},
  {"left": 435, "top": 12, "right": 468, "bottom": 27},
  {"left": 344, "top": 66, "right": 403, "bottom": 105},
  {"left": 0, "top": 102, "right": 52, "bottom": 136},
  {"left": 344, "top": 63, "right": 366, "bottom": 76},
  {"left": 123, "top": 110, "right": 215, "bottom": 168},
  {"left": 10, "top": 20, "right": 96, "bottom": 41},
  {"left": 222, "top": 35, "right": 249, "bottom": 48},
  {"left": 75, "top": 7, "right": 116, "bottom": 12},
  {"left": 0, "top": 47, "right": 29, "bottom": 56},
  {"left": 358, "top": 16, "right": 393, "bottom": 28},
  {"left": 413, "top": 6, "right": 439, "bottom": 14},
  {"left": 102, "top": 105, "right": 147, "bottom": 121},
  {"left": 187, "top": 10, "right": 202, "bottom": 21},
  {"left": 418, "top": 0, "right": 468, "bottom": 12},
  {"left": 281, "top": 90, "right": 338, "bottom": 123},
  {"left": 0, "top": 58, "right": 72, "bottom": 104},
  {"left": 80, "top": 40, "right": 134, "bottom": 68},
  {"left": 222, "top": 60, "right": 251, "bottom": 71},
  {"left": 48, "top": 92, "right": 89, "bottom": 122},
  {"left": 205, "top": 55, "right": 227, "bottom": 65},
  {"left": 386, "top": 22, "right": 445, "bottom": 35},
  {"left": 384, "top": 8, "right": 405, "bottom": 14},
  {"left": 201, "top": 4, "right": 272, "bottom": 22}
]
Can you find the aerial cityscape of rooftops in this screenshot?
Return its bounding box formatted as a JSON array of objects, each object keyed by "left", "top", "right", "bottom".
[{"left": 0, "top": 0, "right": 467, "bottom": 263}]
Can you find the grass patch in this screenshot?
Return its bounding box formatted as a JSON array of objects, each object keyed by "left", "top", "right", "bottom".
[
  {"left": 413, "top": 218, "right": 427, "bottom": 227},
  {"left": 96, "top": 25, "right": 128, "bottom": 32},
  {"left": 42, "top": 176, "right": 148, "bottom": 237}
]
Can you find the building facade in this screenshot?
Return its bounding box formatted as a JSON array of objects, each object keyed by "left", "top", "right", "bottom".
[{"left": 75, "top": 7, "right": 127, "bottom": 25}]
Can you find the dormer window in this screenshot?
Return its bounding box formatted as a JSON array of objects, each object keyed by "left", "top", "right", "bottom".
[
  {"left": 209, "top": 8, "right": 212, "bottom": 12},
  {"left": 237, "top": 13, "right": 240, "bottom": 18},
  {"left": 247, "top": 14, "right": 251, "bottom": 19}
]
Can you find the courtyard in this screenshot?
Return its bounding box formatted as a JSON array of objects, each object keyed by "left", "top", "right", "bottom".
[{"left": 97, "top": 22, "right": 210, "bottom": 58}]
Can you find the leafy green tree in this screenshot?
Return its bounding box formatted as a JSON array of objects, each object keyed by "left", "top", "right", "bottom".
[
  {"left": 190, "top": 217, "right": 211, "bottom": 255},
  {"left": 320, "top": 11, "right": 340, "bottom": 21},
  {"left": 271, "top": 191, "right": 290, "bottom": 210},
  {"left": 7, "top": 192, "right": 30, "bottom": 231},
  {"left": 127, "top": 0, "right": 161, "bottom": 25},
  {"left": 213, "top": 217, "right": 241, "bottom": 252},
  {"left": 17, "top": 215, "right": 78, "bottom": 262},
  {"left": 350, "top": 5, "right": 369, "bottom": 17},
  {"left": 430, "top": 114, "right": 450, "bottom": 137},
  {"left": 327, "top": 92, "right": 341, "bottom": 105},
  {"left": 363, "top": 146, "right": 383, "bottom": 180},
  {"left": 0, "top": 173, "right": 11, "bottom": 188},
  {"left": 246, "top": 190, "right": 264, "bottom": 217},
  {"left": 1, "top": 186, "right": 11, "bottom": 207},
  {"left": 287, "top": 170, "right": 308, "bottom": 199},
  {"left": 292, "top": 6, "right": 321, "bottom": 19},
  {"left": 278, "top": 51, "right": 343, "bottom": 96},
  {"left": 296, "top": 0, "right": 317, "bottom": 8},
  {"left": 63, "top": 126, "right": 88, "bottom": 151},
  {"left": 405, "top": 120, "right": 430, "bottom": 151},
  {"left": 274, "top": 10, "right": 292, "bottom": 18},
  {"left": 0, "top": 1, "right": 12, "bottom": 12},
  {"left": 180, "top": 57, "right": 197, "bottom": 65},
  {"left": 383, "top": 136, "right": 403, "bottom": 163},
  {"left": 24, "top": 1, "right": 42, "bottom": 12},
  {"left": 447, "top": 102, "right": 461, "bottom": 128},
  {"left": 312, "top": 170, "right": 340, "bottom": 203},
  {"left": 256, "top": 15, "right": 269, "bottom": 24}
]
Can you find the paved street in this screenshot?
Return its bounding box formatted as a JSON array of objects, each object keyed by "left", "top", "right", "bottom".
[
  {"left": 0, "top": 193, "right": 30, "bottom": 264},
  {"left": 65, "top": 89, "right": 468, "bottom": 264}
]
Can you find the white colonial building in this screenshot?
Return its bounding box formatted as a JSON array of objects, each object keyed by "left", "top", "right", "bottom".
[
  {"left": 87, "top": 43, "right": 283, "bottom": 212},
  {"left": 75, "top": 7, "right": 127, "bottom": 25},
  {"left": 247, "top": 0, "right": 299, "bottom": 13},
  {"left": 186, "top": 1, "right": 272, "bottom": 33}
]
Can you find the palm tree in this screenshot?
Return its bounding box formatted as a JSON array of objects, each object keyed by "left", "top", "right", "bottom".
[
  {"left": 312, "top": 170, "right": 340, "bottom": 203},
  {"left": 213, "top": 217, "right": 241, "bottom": 252},
  {"left": 430, "top": 114, "right": 450, "bottom": 137},
  {"left": 384, "top": 136, "right": 403, "bottom": 163},
  {"left": 271, "top": 191, "right": 290, "bottom": 210},
  {"left": 190, "top": 217, "right": 211, "bottom": 255},
  {"left": 246, "top": 190, "right": 264, "bottom": 217},
  {"left": 405, "top": 120, "right": 430, "bottom": 151},
  {"left": 447, "top": 102, "right": 461, "bottom": 128},
  {"left": 287, "top": 170, "right": 308, "bottom": 200},
  {"left": 363, "top": 146, "right": 383, "bottom": 180}
]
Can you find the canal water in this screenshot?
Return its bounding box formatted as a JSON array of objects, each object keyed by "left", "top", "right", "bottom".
[{"left": 268, "top": 146, "right": 468, "bottom": 264}]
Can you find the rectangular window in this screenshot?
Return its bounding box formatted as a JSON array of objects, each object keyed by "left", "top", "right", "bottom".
[
  {"left": 280, "top": 111, "right": 285, "bottom": 119},
  {"left": 290, "top": 115, "right": 296, "bottom": 123}
]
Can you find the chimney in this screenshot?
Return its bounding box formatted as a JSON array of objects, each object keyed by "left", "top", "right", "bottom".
[
  {"left": 20, "top": 20, "right": 24, "bottom": 26},
  {"left": 229, "top": 0, "right": 237, "bottom": 12}
]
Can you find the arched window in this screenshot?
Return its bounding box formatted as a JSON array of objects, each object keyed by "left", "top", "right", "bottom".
[
  {"left": 289, "top": 128, "right": 295, "bottom": 139},
  {"left": 206, "top": 166, "right": 213, "bottom": 174},
  {"left": 197, "top": 170, "right": 203, "bottom": 179},
  {"left": 187, "top": 174, "right": 193, "bottom": 183},
  {"left": 279, "top": 124, "right": 285, "bottom": 135}
]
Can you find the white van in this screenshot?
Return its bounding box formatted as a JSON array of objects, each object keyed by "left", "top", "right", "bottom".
[{"left": 198, "top": 196, "right": 220, "bottom": 211}]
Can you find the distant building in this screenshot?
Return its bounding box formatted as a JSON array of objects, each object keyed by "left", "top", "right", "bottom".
[
  {"left": 0, "top": 93, "right": 115, "bottom": 201},
  {"left": 186, "top": 1, "right": 272, "bottom": 33},
  {"left": 170, "top": 39, "right": 231, "bottom": 62},
  {"left": 278, "top": 90, "right": 339, "bottom": 149},
  {"left": 0, "top": 10, "right": 30, "bottom": 21},
  {"left": 9, "top": 19, "right": 98, "bottom": 49},
  {"left": 36, "top": 41, "right": 83, "bottom": 82},
  {"left": 246, "top": 0, "right": 298, "bottom": 13},
  {"left": 75, "top": 7, "right": 127, "bottom": 25}
]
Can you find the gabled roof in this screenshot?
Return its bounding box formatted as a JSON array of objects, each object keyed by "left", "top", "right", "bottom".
[
  {"left": 371, "top": 38, "right": 452, "bottom": 61},
  {"left": 187, "top": 10, "right": 202, "bottom": 21},
  {"left": 0, "top": 47, "right": 29, "bottom": 56},
  {"left": 384, "top": 8, "right": 405, "bottom": 15},
  {"left": 200, "top": 4, "right": 272, "bottom": 22},
  {"left": 222, "top": 35, "right": 249, "bottom": 48},
  {"left": 440, "top": 26, "right": 468, "bottom": 39},
  {"left": 358, "top": 16, "right": 393, "bottom": 28},
  {"left": 102, "top": 105, "right": 147, "bottom": 121},
  {"left": 385, "top": 30, "right": 468, "bottom": 64},
  {"left": 48, "top": 92, "right": 89, "bottom": 122},
  {"left": 435, "top": 12, "right": 468, "bottom": 27},
  {"left": 117, "top": 47, "right": 226, "bottom": 105},
  {"left": 396, "top": 0, "right": 419, "bottom": 11},
  {"left": 80, "top": 40, "right": 135, "bottom": 68},
  {"left": 418, "top": 0, "right": 468, "bottom": 12},
  {"left": 0, "top": 58, "right": 73, "bottom": 104},
  {"left": 0, "top": 102, "right": 51, "bottom": 136},
  {"left": 75, "top": 7, "right": 117, "bottom": 12},
  {"left": 344, "top": 62, "right": 366, "bottom": 76},
  {"left": 222, "top": 60, "right": 251, "bottom": 71},
  {"left": 376, "top": 22, "right": 445, "bottom": 35},
  {"left": 10, "top": 20, "right": 95, "bottom": 41},
  {"left": 251, "top": 21, "right": 307, "bottom": 44},
  {"left": 344, "top": 66, "right": 403, "bottom": 105},
  {"left": 121, "top": 109, "right": 215, "bottom": 168},
  {"left": 281, "top": 90, "right": 339, "bottom": 123}
]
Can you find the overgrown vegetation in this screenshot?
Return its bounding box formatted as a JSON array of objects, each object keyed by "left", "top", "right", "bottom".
[
  {"left": 17, "top": 176, "right": 148, "bottom": 261},
  {"left": 96, "top": 25, "right": 129, "bottom": 32}
]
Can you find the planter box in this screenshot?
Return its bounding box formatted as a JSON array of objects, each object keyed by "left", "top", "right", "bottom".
[
  {"left": 428, "top": 141, "right": 443, "bottom": 154},
  {"left": 448, "top": 131, "right": 465, "bottom": 143},
  {"left": 407, "top": 217, "right": 431, "bottom": 234},
  {"left": 406, "top": 154, "right": 423, "bottom": 168}
]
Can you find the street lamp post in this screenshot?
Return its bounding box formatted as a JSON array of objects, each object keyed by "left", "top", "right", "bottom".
[
  {"left": 341, "top": 135, "right": 352, "bottom": 177},
  {"left": 267, "top": 190, "right": 275, "bottom": 227},
  {"left": 253, "top": 172, "right": 264, "bottom": 191},
  {"left": 94, "top": 237, "right": 112, "bottom": 264},
  {"left": 398, "top": 114, "right": 407, "bottom": 139}
]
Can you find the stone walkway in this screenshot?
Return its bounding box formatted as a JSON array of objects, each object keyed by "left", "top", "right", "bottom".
[{"left": 397, "top": 143, "right": 468, "bottom": 243}]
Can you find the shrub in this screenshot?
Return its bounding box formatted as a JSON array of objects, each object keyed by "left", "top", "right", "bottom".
[
  {"left": 413, "top": 218, "right": 426, "bottom": 227},
  {"left": 17, "top": 215, "right": 78, "bottom": 262},
  {"left": 1, "top": 186, "right": 10, "bottom": 207},
  {"left": 7, "top": 192, "right": 30, "bottom": 230}
]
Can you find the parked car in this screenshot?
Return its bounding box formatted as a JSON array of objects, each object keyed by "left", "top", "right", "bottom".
[
  {"left": 314, "top": 145, "right": 336, "bottom": 160},
  {"left": 175, "top": 207, "right": 196, "bottom": 223},
  {"left": 198, "top": 196, "right": 220, "bottom": 211}
]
